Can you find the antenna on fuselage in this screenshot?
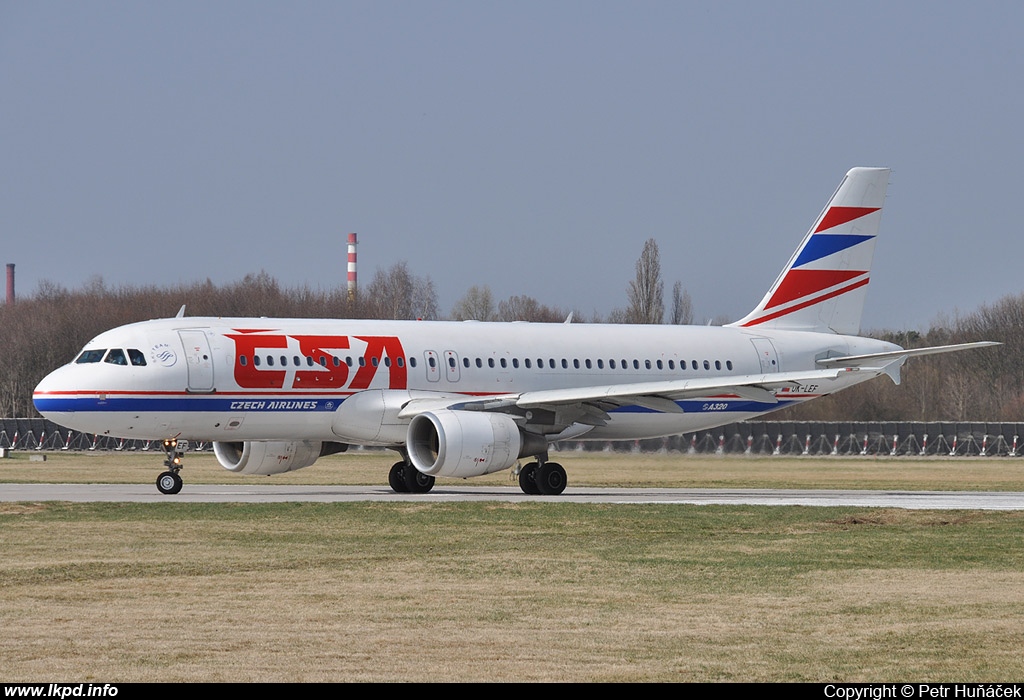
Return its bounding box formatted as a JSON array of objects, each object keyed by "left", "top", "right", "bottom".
[{"left": 175, "top": 305, "right": 186, "bottom": 319}]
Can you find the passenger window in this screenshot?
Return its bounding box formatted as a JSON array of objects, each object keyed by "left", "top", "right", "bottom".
[
  {"left": 715, "top": 360, "right": 722, "bottom": 370},
  {"left": 240, "top": 355, "right": 248, "bottom": 367},
  {"left": 104, "top": 349, "right": 128, "bottom": 366},
  {"left": 76, "top": 349, "right": 106, "bottom": 364},
  {"left": 726, "top": 360, "right": 733, "bottom": 370},
  {"left": 409, "top": 357, "right": 417, "bottom": 368},
  {"left": 703, "top": 360, "right": 710, "bottom": 370}
]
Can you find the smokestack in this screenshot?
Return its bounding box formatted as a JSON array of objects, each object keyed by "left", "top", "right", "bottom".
[
  {"left": 347, "top": 233, "right": 357, "bottom": 299},
  {"left": 5, "top": 264, "right": 13, "bottom": 305}
]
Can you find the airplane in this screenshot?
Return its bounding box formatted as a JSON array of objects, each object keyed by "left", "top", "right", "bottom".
[{"left": 32, "top": 167, "right": 997, "bottom": 495}]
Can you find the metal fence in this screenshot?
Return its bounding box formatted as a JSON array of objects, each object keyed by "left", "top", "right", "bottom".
[{"left": 3, "top": 418, "right": 1024, "bottom": 457}]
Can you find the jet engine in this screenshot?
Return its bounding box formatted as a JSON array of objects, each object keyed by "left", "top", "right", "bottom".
[
  {"left": 213, "top": 440, "right": 347, "bottom": 475},
  {"left": 407, "top": 410, "right": 545, "bottom": 479}
]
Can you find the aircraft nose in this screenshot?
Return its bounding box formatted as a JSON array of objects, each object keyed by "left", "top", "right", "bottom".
[{"left": 33, "top": 366, "right": 66, "bottom": 416}]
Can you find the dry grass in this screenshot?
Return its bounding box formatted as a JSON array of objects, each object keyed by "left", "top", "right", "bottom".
[{"left": 3, "top": 452, "right": 1024, "bottom": 682}]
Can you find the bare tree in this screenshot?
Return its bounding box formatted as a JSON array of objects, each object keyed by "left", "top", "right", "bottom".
[
  {"left": 496, "top": 295, "right": 566, "bottom": 323},
  {"left": 670, "top": 281, "right": 693, "bottom": 325},
  {"left": 450, "top": 285, "right": 495, "bottom": 321},
  {"left": 626, "top": 238, "right": 664, "bottom": 324},
  {"left": 365, "top": 262, "right": 439, "bottom": 320}
]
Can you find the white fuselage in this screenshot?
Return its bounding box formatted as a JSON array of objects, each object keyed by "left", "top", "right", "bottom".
[{"left": 32, "top": 316, "right": 898, "bottom": 445}]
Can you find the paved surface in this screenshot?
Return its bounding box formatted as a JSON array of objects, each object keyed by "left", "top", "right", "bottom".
[{"left": 3, "top": 483, "right": 1024, "bottom": 509}]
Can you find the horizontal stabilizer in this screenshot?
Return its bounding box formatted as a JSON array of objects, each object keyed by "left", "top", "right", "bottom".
[{"left": 816, "top": 341, "right": 1001, "bottom": 368}]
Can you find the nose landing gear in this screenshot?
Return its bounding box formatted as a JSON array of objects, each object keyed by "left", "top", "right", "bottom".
[{"left": 156, "top": 438, "right": 184, "bottom": 494}]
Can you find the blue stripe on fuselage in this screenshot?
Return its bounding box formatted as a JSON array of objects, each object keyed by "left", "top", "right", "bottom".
[{"left": 33, "top": 396, "right": 346, "bottom": 413}]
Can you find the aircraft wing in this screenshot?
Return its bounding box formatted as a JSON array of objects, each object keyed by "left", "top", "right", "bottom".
[{"left": 397, "top": 366, "right": 882, "bottom": 427}]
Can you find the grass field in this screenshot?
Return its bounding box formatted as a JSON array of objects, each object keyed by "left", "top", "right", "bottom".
[{"left": 3, "top": 450, "right": 1024, "bottom": 682}]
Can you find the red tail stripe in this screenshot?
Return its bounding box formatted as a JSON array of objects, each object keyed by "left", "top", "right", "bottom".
[
  {"left": 765, "top": 269, "right": 866, "bottom": 310},
  {"left": 740, "top": 277, "right": 870, "bottom": 327},
  {"left": 814, "top": 206, "right": 880, "bottom": 233}
]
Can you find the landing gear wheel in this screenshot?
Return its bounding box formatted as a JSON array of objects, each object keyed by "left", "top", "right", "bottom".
[
  {"left": 535, "top": 462, "right": 567, "bottom": 495},
  {"left": 156, "top": 471, "right": 183, "bottom": 495},
  {"left": 404, "top": 465, "right": 435, "bottom": 494},
  {"left": 518, "top": 462, "right": 541, "bottom": 495},
  {"left": 389, "top": 462, "right": 410, "bottom": 493}
]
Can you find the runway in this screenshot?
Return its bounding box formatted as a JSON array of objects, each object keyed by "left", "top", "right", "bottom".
[{"left": 3, "top": 483, "right": 1024, "bottom": 509}]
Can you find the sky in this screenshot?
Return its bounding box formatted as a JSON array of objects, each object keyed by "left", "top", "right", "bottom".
[{"left": 2, "top": 1, "right": 1022, "bottom": 332}]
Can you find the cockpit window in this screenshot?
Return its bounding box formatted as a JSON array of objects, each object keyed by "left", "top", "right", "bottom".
[
  {"left": 128, "top": 349, "right": 147, "bottom": 366},
  {"left": 104, "top": 349, "right": 128, "bottom": 365},
  {"left": 75, "top": 349, "right": 106, "bottom": 364}
]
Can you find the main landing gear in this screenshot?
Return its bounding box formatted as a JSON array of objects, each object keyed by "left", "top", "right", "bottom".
[
  {"left": 388, "top": 459, "right": 435, "bottom": 494},
  {"left": 156, "top": 438, "right": 184, "bottom": 495},
  {"left": 517, "top": 457, "right": 567, "bottom": 496}
]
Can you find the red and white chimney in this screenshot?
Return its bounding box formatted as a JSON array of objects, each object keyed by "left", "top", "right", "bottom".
[{"left": 347, "top": 233, "right": 357, "bottom": 298}]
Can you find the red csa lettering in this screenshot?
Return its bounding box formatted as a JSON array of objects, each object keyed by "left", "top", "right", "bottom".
[
  {"left": 292, "top": 335, "right": 350, "bottom": 388},
  {"left": 227, "top": 331, "right": 406, "bottom": 390},
  {"left": 350, "top": 336, "right": 408, "bottom": 390},
  {"left": 227, "top": 333, "right": 288, "bottom": 388}
]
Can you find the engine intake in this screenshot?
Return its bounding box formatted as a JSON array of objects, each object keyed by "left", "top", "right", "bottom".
[
  {"left": 407, "top": 410, "right": 544, "bottom": 479},
  {"left": 213, "top": 440, "right": 346, "bottom": 475}
]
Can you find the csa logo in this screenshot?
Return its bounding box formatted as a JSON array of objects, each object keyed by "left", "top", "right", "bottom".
[{"left": 151, "top": 343, "right": 177, "bottom": 367}]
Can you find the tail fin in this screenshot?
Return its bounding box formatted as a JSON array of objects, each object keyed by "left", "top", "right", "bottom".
[{"left": 729, "top": 167, "right": 890, "bottom": 335}]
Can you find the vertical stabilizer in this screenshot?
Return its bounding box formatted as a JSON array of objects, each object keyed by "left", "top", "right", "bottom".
[{"left": 729, "top": 167, "right": 890, "bottom": 335}]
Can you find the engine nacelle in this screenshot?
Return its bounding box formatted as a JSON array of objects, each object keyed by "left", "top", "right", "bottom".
[
  {"left": 213, "top": 440, "right": 332, "bottom": 475},
  {"left": 408, "top": 410, "right": 543, "bottom": 479}
]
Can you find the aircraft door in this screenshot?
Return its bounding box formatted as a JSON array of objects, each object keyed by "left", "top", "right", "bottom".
[
  {"left": 179, "top": 330, "right": 215, "bottom": 392},
  {"left": 444, "top": 351, "right": 460, "bottom": 382},
  {"left": 750, "top": 338, "right": 780, "bottom": 373},
  {"left": 424, "top": 350, "right": 441, "bottom": 383}
]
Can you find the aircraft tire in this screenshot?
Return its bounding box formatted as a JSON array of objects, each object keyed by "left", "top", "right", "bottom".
[
  {"left": 156, "top": 471, "right": 183, "bottom": 495},
  {"left": 535, "top": 462, "right": 567, "bottom": 495},
  {"left": 389, "top": 462, "right": 410, "bottom": 493},
  {"left": 518, "top": 462, "right": 541, "bottom": 495},
  {"left": 405, "top": 465, "right": 435, "bottom": 494}
]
